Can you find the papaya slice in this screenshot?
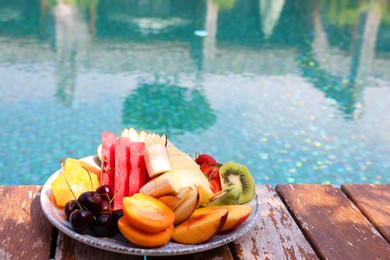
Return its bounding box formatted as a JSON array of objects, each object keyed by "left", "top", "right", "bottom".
[
  {"left": 122, "top": 193, "right": 174, "bottom": 233},
  {"left": 118, "top": 216, "right": 173, "bottom": 247}
]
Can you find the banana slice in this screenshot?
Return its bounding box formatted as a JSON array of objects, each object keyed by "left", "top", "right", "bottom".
[
  {"left": 140, "top": 172, "right": 179, "bottom": 197},
  {"left": 144, "top": 144, "right": 171, "bottom": 178}
]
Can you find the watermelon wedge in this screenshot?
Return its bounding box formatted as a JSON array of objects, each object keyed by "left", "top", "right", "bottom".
[
  {"left": 113, "top": 137, "right": 131, "bottom": 211},
  {"left": 128, "top": 142, "right": 148, "bottom": 196},
  {"left": 101, "top": 132, "right": 116, "bottom": 188}
]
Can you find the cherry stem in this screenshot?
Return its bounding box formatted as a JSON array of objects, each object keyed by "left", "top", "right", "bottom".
[
  {"left": 110, "top": 193, "right": 117, "bottom": 204},
  {"left": 63, "top": 175, "right": 78, "bottom": 202},
  {"left": 101, "top": 193, "right": 113, "bottom": 211},
  {"left": 82, "top": 166, "right": 93, "bottom": 190}
]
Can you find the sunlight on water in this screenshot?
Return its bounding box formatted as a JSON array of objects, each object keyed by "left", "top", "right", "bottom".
[{"left": 0, "top": 0, "right": 389, "bottom": 185}]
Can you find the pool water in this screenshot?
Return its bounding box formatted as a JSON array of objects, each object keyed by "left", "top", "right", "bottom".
[{"left": 1, "top": 0, "right": 389, "bottom": 185}]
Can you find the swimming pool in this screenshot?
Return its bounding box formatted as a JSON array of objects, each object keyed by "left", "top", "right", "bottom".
[{"left": 1, "top": 0, "right": 389, "bottom": 185}]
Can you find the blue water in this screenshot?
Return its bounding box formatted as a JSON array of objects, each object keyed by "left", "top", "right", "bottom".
[{"left": 0, "top": 0, "right": 389, "bottom": 185}]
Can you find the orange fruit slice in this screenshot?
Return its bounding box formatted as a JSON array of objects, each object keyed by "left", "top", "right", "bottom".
[
  {"left": 118, "top": 216, "right": 174, "bottom": 247},
  {"left": 122, "top": 193, "right": 175, "bottom": 233}
]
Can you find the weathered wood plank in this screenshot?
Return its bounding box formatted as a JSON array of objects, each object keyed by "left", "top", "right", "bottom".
[
  {"left": 56, "top": 232, "right": 232, "bottom": 260},
  {"left": 0, "top": 186, "right": 53, "bottom": 260},
  {"left": 229, "top": 185, "right": 318, "bottom": 260},
  {"left": 277, "top": 184, "right": 390, "bottom": 259},
  {"left": 55, "top": 234, "right": 232, "bottom": 259},
  {"left": 342, "top": 184, "right": 390, "bottom": 242},
  {"left": 148, "top": 244, "right": 233, "bottom": 260},
  {"left": 55, "top": 232, "right": 143, "bottom": 259}
]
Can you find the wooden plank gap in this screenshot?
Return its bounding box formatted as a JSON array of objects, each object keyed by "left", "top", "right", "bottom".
[
  {"left": 49, "top": 227, "right": 59, "bottom": 259},
  {"left": 276, "top": 184, "right": 390, "bottom": 259},
  {"left": 341, "top": 184, "right": 390, "bottom": 243},
  {"left": 230, "top": 185, "right": 318, "bottom": 260}
]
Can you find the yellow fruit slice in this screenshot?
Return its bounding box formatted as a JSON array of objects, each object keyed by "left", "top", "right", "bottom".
[
  {"left": 196, "top": 185, "right": 212, "bottom": 207},
  {"left": 51, "top": 158, "right": 100, "bottom": 207}
]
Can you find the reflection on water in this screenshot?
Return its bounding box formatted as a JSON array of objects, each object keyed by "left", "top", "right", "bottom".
[
  {"left": 123, "top": 80, "right": 216, "bottom": 136},
  {"left": 259, "top": 0, "right": 285, "bottom": 39},
  {"left": 50, "top": 0, "right": 96, "bottom": 105},
  {"left": 0, "top": 0, "right": 389, "bottom": 185},
  {"left": 298, "top": 0, "right": 387, "bottom": 120}
]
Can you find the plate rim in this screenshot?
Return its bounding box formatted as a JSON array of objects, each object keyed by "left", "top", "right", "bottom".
[{"left": 40, "top": 155, "right": 260, "bottom": 256}]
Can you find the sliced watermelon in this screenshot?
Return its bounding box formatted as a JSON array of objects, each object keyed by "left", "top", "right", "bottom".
[
  {"left": 101, "top": 132, "right": 116, "bottom": 188},
  {"left": 128, "top": 142, "right": 148, "bottom": 196},
  {"left": 113, "top": 137, "right": 131, "bottom": 211}
]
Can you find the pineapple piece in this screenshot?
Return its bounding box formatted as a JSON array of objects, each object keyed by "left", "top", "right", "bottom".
[{"left": 51, "top": 158, "right": 100, "bottom": 207}]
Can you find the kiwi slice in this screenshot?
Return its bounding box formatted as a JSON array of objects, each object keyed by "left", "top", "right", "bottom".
[
  {"left": 207, "top": 185, "right": 241, "bottom": 206},
  {"left": 219, "top": 162, "right": 256, "bottom": 204}
]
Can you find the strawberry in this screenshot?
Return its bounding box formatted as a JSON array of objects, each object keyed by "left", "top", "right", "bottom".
[
  {"left": 200, "top": 163, "right": 222, "bottom": 193},
  {"left": 209, "top": 178, "right": 222, "bottom": 194},
  {"left": 196, "top": 154, "right": 217, "bottom": 166}
]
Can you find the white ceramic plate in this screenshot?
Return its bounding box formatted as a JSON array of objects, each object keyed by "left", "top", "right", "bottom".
[{"left": 40, "top": 156, "right": 260, "bottom": 256}]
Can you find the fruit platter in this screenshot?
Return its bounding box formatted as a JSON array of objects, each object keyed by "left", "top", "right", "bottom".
[{"left": 40, "top": 128, "right": 260, "bottom": 256}]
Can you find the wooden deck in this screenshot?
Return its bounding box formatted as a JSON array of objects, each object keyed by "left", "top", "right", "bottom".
[{"left": 0, "top": 184, "right": 389, "bottom": 259}]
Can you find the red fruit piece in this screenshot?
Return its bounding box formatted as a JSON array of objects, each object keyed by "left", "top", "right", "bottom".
[
  {"left": 200, "top": 164, "right": 218, "bottom": 179},
  {"left": 128, "top": 142, "right": 148, "bottom": 197},
  {"left": 101, "top": 132, "right": 116, "bottom": 188},
  {"left": 209, "top": 178, "right": 222, "bottom": 194},
  {"left": 113, "top": 137, "right": 131, "bottom": 211},
  {"left": 196, "top": 154, "right": 217, "bottom": 166},
  {"left": 200, "top": 164, "right": 222, "bottom": 193}
]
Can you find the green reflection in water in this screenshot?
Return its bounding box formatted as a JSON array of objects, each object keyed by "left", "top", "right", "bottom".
[
  {"left": 322, "top": 0, "right": 389, "bottom": 27},
  {"left": 212, "top": 0, "right": 236, "bottom": 11},
  {"left": 122, "top": 83, "right": 217, "bottom": 135}
]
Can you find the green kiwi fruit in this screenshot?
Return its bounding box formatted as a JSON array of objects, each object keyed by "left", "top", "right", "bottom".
[
  {"left": 207, "top": 185, "right": 241, "bottom": 206},
  {"left": 219, "top": 162, "right": 256, "bottom": 204}
]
